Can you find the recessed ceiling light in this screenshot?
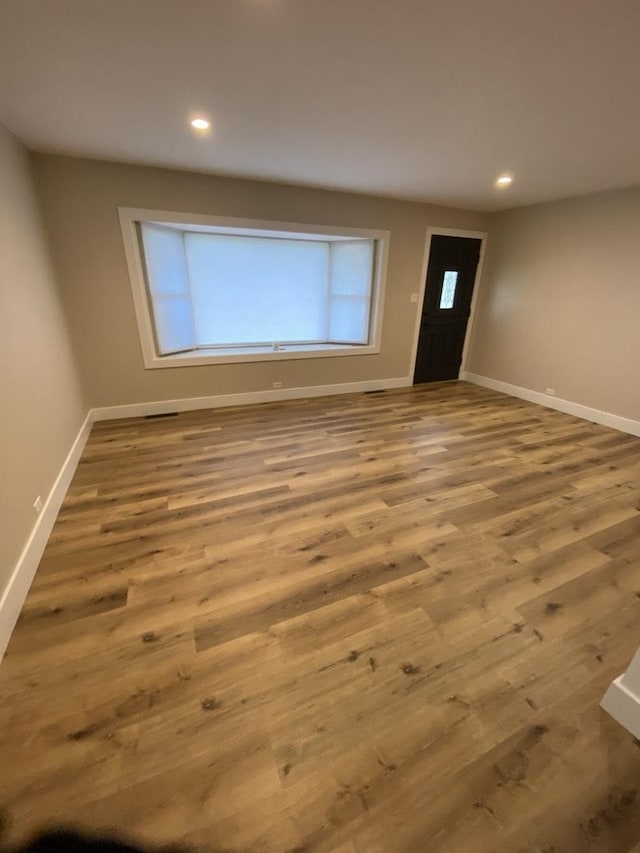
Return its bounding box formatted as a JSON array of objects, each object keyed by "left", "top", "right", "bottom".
[
  {"left": 190, "top": 117, "right": 210, "bottom": 131},
  {"left": 495, "top": 173, "right": 514, "bottom": 188}
]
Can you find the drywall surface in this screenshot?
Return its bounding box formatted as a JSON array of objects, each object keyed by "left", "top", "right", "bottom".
[
  {"left": 32, "top": 153, "right": 488, "bottom": 407},
  {"left": 467, "top": 186, "right": 640, "bottom": 421},
  {"left": 0, "top": 127, "right": 85, "bottom": 591}
]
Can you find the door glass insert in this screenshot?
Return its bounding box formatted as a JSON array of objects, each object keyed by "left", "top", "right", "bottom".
[{"left": 439, "top": 270, "right": 458, "bottom": 309}]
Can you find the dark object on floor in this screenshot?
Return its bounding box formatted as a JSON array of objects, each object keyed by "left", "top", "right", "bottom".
[{"left": 2, "top": 831, "right": 188, "bottom": 853}]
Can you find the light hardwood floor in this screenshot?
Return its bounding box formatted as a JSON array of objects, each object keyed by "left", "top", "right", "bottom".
[{"left": 1, "top": 382, "right": 640, "bottom": 853}]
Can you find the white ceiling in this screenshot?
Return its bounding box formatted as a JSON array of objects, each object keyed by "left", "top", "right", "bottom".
[{"left": 1, "top": 0, "right": 640, "bottom": 211}]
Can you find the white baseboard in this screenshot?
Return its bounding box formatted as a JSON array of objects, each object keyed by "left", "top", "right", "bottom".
[
  {"left": 91, "top": 376, "right": 412, "bottom": 421},
  {"left": 601, "top": 676, "right": 640, "bottom": 740},
  {"left": 461, "top": 371, "right": 640, "bottom": 438},
  {"left": 0, "top": 412, "right": 93, "bottom": 661}
]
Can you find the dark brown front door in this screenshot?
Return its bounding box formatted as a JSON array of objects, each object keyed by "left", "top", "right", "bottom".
[{"left": 413, "top": 235, "right": 482, "bottom": 383}]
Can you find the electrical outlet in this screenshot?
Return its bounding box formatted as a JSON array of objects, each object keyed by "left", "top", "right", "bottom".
[
  {"left": 33, "top": 495, "right": 43, "bottom": 514},
  {"left": 410, "top": 292, "right": 419, "bottom": 303},
  {"left": 545, "top": 387, "right": 556, "bottom": 396},
  {"left": 272, "top": 381, "right": 283, "bottom": 389}
]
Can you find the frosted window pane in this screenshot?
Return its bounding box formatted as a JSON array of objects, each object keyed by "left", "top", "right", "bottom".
[
  {"left": 330, "top": 241, "right": 374, "bottom": 296},
  {"left": 141, "top": 224, "right": 191, "bottom": 297},
  {"left": 141, "top": 223, "right": 196, "bottom": 353},
  {"left": 153, "top": 297, "right": 197, "bottom": 354},
  {"left": 329, "top": 296, "right": 369, "bottom": 343},
  {"left": 185, "top": 233, "right": 329, "bottom": 345},
  {"left": 440, "top": 270, "right": 458, "bottom": 309}
]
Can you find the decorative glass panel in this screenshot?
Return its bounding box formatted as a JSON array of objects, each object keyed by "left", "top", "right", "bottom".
[{"left": 440, "top": 270, "right": 458, "bottom": 309}]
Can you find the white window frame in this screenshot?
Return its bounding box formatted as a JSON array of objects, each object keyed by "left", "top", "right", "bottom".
[{"left": 119, "top": 207, "right": 389, "bottom": 369}]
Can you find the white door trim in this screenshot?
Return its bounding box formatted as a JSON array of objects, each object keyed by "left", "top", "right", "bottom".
[{"left": 408, "top": 227, "right": 488, "bottom": 383}]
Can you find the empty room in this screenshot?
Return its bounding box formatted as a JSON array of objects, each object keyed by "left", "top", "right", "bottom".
[{"left": 1, "top": 1, "right": 640, "bottom": 851}]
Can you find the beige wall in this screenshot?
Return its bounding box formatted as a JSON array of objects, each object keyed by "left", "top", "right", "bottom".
[
  {"left": 0, "top": 127, "right": 85, "bottom": 590},
  {"left": 467, "top": 186, "right": 640, "bottom": 422},
  {"left": 31, "top": 154, "right": 488, "bottom": 408}
]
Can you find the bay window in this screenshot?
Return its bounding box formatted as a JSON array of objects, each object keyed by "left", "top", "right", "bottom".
[{"left": 119, "top": 208, "right": 388, "bottom": 368}]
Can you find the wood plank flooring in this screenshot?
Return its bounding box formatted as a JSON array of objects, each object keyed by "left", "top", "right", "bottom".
[{"left": 1, "top": 381, "right": 640, "bottom": 852}]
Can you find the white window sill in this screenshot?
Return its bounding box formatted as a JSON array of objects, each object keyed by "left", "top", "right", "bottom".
[{"left": 144, "top": 343, "right": 380, "bottom": 369}]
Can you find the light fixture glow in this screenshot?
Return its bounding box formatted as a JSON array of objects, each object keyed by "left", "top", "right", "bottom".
[
  {"left": 495, "top": 173, "right": 513, "bottom": 188},
  {"left": 190, "top": 117, "right": 210, "bottom": 131}
]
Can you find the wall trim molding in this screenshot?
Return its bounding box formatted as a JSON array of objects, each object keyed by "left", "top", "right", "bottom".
[
  {"left": 461, "top": 371, "right": 640, "bottom": 437},
  {"left": 91, "top": 376, "right": 412, "bottom": 421},
  {"left": 601, "top": 676, "right": 640, "bottom": 740},
  {"left": 0, "top": 412, "right": 93, "bottom": 661}
]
